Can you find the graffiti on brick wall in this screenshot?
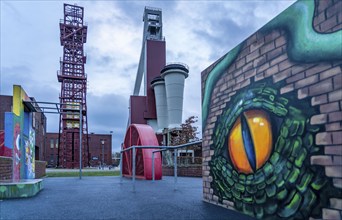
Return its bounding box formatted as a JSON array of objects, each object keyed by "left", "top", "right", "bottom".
[
  {"left": 26, "top": 128, "right": 35, "bottom": 179},
  {"left": 2, "top": 85, "right": 36, "bottom": 181},
  {"left": 261, "top": 0, "right": 341, "bottom": 63},
  {"left": 13, "top": 122, "right": 21, "bottom": 181},
  {"left": 2, "top": 114, "right": 14, "bottom": 157},
  {"left": 203, "top": 0, "right": 342, "bottom": 219},
  {"left": 209, "top": 79, "right": 341, "bottom": 219}
]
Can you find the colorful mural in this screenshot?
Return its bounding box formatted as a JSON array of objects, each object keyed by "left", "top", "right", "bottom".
[
  {"left": 27, "top": 128, "right": 35, "bottom": 179},
  {"left": 202, "top": 0, "right": 342, "bottom": 219},
  {"left": 2, "top": 113, "right": 14, "bottom": 157},
  {"left": 13, "top": 121, "right": 21, "bottom": 181},
  {"left": 2, "top": 85, "right": 36, "bottom": 181},
  {"left": 210, "top": 79, "right": 341, "bottom": 219}
]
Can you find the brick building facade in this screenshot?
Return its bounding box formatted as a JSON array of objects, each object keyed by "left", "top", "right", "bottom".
[
  {"left": 201, "top": 0, "right": 341, "bottom": 219},
  {"left": 45, "top": 133, "right": 112, "bottom": 167}
]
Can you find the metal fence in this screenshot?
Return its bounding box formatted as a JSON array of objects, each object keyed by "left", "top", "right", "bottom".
[
  {"left": 119, "top": 140, "right": 202, "bottom": 192},
  {"left": 174, "top": 156, "right": 202, "bottom": 166}
]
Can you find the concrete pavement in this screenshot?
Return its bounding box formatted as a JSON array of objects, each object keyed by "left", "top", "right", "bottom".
[
  {"left": 46, "top": 167, "right": 120, "bottom": 173},
  {"left": 0, "top": 176, "right": 255, "bottom": 220}
]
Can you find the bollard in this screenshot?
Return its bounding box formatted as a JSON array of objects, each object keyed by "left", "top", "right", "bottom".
[
  {"left": 120, "top": 151, "right": 123, "bottom": 184},
  {"left": 152, "top": 152, "right": 155, "bottom": 182},
  {"left": 174, "top": 149, "right": 178, "bottom": 190},
  {"left": 132, "top": 146, "right": 136, "bottom": 192}
]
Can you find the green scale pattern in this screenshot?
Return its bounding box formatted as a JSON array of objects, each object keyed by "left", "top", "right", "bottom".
[{"left": 209, "top": 81, "right": 340, "bottom": 219}]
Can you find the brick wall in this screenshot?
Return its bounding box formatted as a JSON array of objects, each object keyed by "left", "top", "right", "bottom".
[
  {"left": 163, "top": 165, "right": 202, "bottom": 177},
  {"left": 201, "top": 0, "right": 341, "bottom": 219},
  {"left": 0, "top": 156, "right": 12, "bottom": 181},
  {"left": 0, "top": 96, "right": 12, "bottom": 131},
  {"left": 35, "top": 160, "right": 46, "bottom": 179},
  {"left": 0, "top": 158, "right": 46, "bottom": 180}
]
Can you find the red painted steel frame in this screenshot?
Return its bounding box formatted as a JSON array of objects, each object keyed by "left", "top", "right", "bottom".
[
  {"left": 57, "top": 4, "right": 89, "bottom": 168},
  {"left": 123, "top": 124, "right": 162, "bottom": 180}
]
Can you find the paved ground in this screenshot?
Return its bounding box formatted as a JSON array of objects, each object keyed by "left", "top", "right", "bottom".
[
  {"left": 0, "top": 176, "right": 255, "bottom": 220},
  {"left": 46, "top": 167, "right": 120, "bottom": 173}
]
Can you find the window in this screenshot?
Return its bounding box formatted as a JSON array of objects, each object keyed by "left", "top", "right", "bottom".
[
  {"left": 50, "top": 154, "right": 54, "bottom": 162},
  {"left": 147, "top": 14, "right": 159, "bottom": 21},
  {"left": 56, "top": 139, "right": 59, "bottom": 148},
  {"left": 50, "top": 139, "right": 54, "bottom": 149},
  {"left": 32, "top": 112, "right": 36, "bottom": 128}
]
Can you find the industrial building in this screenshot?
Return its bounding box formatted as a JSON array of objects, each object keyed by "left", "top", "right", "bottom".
[
  {"left": 127, "top": 6, "right": 189, "bottom": 144},
  {"left": 121, "top": 7, "right": 202, "bottom": 180},
  {"left": 1, "top": 5, "right": 197, "bottom": 177},
  {"left": 50, "top": 5, "right": 194, "bottom": 172}
]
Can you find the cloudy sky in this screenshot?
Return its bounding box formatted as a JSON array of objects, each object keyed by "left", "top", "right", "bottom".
[{"left": 1, "top": 0, "right": 295, "bottom": 153}]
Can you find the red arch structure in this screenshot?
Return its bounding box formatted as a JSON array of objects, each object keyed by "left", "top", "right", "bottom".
[{"left": 122, "top": 124, "right": 162, "bottom": 180}]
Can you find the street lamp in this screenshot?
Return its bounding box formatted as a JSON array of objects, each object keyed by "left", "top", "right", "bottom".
[
  {"left": 110, "top": 131, "right": 113, "bottom": 166},
  {"left": 101, "top": 139, "right": 105, "bottom": 170}
]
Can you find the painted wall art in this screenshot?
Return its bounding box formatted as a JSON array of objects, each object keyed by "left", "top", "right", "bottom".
[
  {"left": 2, "top": 85, "right": 36, "bottom": 181},
  {"left": 202, "top": 0, "right": 342, "bottom": 219}
]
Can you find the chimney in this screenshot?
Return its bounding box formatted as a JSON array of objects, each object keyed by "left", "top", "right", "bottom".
[{"left": 161, "top": 63, "right": 189, "bottom": 129}]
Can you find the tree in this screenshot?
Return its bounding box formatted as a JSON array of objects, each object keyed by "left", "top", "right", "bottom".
[
  {"left": 170, "top": 116, "right": 199, "bottom": 146},
  {"left": 163, "top": 116, "right": 200, "bottom": 166}
]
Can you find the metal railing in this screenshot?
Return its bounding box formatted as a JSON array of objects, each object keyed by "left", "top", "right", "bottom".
[
  {"left": 23, "top": 101, "right": 83, "bottom": 179},
  {"left": 119, "top": 140, "right": 202, "bottom": 192},
  {"left": 164, "top": 156, "right": 202, "bottom": 166}
]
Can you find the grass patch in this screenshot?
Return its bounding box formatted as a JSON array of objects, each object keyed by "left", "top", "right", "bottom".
[{"left": 46, "top": 170, "right": 120, "bottom": 177}]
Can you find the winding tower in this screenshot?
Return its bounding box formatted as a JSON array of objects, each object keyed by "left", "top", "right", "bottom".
[
  {"left": 57, "top": 4, "right": 89, "bottom": 168},
  {"left": 129, "top": 7, "right": 165, "bottom": 128}
]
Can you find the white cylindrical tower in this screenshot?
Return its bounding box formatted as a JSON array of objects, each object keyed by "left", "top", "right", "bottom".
[
  {"left": 151, "top": 76, "right": 168, "bottom": 133},
  {"left": 161, "top": 63, "right": 189, "bottom": 129}
]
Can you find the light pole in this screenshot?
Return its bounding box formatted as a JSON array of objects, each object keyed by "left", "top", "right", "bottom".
[
  {"left": 101, "top": 140, "right": 105, "bottom": 170},
  {"left": 109, "top": 131, "right": 113, "bottom": 169}
]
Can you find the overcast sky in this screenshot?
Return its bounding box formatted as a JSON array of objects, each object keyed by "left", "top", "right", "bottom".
[{"left": 0, "top": 0, "right": 295, "bottom": 153}]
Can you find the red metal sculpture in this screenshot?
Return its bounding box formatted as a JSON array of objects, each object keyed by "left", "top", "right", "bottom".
[{"left": 122, "top": 124, "right": 162, "bottom": 180}]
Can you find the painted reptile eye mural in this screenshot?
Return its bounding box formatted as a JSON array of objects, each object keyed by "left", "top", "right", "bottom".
[
  {"left": 210, "top": 79, "right": 341, "bottom": 219},
  {"left": 228, "top": 109, "right": 273, "bottom": 174},
  {"left": 203, "top": 0, "right": 342, "bottom": 219}
]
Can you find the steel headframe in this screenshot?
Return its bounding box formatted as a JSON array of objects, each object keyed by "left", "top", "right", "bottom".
[{"left": 58, "top": 3, "right": 89, "bottom": 169}]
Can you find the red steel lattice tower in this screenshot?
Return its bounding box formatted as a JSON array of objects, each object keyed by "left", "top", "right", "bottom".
[{"left": 57, "top": 4, "right": 89, "bottom": 168}]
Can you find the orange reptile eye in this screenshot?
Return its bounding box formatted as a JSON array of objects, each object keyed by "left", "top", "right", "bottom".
[{"left": 228, "top": 109, "right": 273, "bottom": 174}]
